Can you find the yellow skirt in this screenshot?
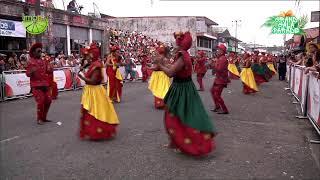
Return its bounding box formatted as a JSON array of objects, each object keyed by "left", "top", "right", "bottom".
[
  {"left": 148, "top": 71, "right": 171, "bottom": 99},
  {"left": 228, "top": 64, "right": 240, "bottom": 77},
  {"left": 240, "top": 68, "right": 259, "bottom": 92},
  {"left": 81, "top": 85, "right": 119, "bottom": 124},
  {"left": 267, "top": 63, "right": 277, "bottom": 74}
]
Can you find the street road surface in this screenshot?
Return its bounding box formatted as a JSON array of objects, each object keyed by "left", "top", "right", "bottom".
[{"left": 1, "top": 76, "right": 320, "bottom": 179}]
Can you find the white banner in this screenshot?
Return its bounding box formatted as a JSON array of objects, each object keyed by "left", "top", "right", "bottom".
[
  {"left": 286, "top": 65, "right": 289, "bottom": 82},
  {"left": 293, "top": 67, "right": 302, "bottom": 97},
  {"left": 53, "top": 70, "right": 66, "bottom": 89},
  {"left": 4, "top": 73, "right": 31, "bottom": 97},
  {"left": 0, "top": 19, "right": 26, "bottom": 38},
  {"left": 308, "top": 73, "right": 320, "bottom": 126},
  {"left": 290, "top": 65, "right": 295, "bottom": 90}
]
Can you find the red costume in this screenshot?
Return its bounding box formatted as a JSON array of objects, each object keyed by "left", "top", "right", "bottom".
[
  {"left": 211, "top": 44, "right": 229, "bottom": 114},
  {"left": 228, "top": 52, "right": 240, "bottom": 79},
  {"left": 26, "top": 43, "right": 52, "bottom": 123},
  {"left": 45, "top": 56, "right": 58, "bottom": 99},
  {"left": 141, "top": 54, "right": 150, "bottom": 82},
  {"left": 195, "top": 51, "right": 207, "bottom": 91},
  {"left": 106, "top": 46, "right": 123, "bottom": 103}
]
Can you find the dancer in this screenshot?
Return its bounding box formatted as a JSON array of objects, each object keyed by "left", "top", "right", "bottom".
[
  {"left": 26, "top": 43, "right": 52, "bottom": 125},
  {"left": 78, "top": 43, "right": 119, "bottom": 140},
  {"left": 141, "top": 54, "right": 150, "bottom": 82},
  {"left": 251, "top": 50, "right": 267, "bottom": 85},
  {"left": 267, "top": 53, "right": 277, "bottom": 76},
  {"left": 227, "top": 51, "right": 240, "bottom": 79},
  {"left": 211, "top": 44, "right": 230, "bottom": 114},
  {"left": 260, "top": 52, "right": 273, "bottom": 80},
  {"left": 106, "top": 45, "right": 123, "bottom": 103},
  {"left": 45, "top": 55, "right": 58, "bottom": 99},
  {"left": 240, "top": 53, "right": 258, "bottom": 94},
  {"left": 194, "top": 50, "right": 207, "bottom": 91},
  {"left": 152, "top": 31, "right": 217, "bottom": 156},
  {"left": 148, "top": 45, "right": 171, "bottom": 109}
]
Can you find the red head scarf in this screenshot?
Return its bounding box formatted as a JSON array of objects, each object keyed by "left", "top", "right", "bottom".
[
  {"left": 89, "top": 43, "right": 100, "bottom": 61},
  {"left": 174, "top": 31, "right": 192, "bottom": 51},
  {"left": 217, "top": 44, "right": 227, "bottom": 54}
]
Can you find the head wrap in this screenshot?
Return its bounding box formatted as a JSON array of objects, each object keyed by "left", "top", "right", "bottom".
[
  {"left": 217, "top": 44, "right": 227, "bottom": 54},
  {"left": 89, "top": 43, "right": 100, "bottom": 61},
  {"left": 174, "top": 31, "right": 192, "bottom": 51}
]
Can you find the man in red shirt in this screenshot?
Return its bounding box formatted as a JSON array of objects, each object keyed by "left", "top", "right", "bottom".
[
  {"left": 195, "top": 50, "right": 207, "bottom": 91},
  {"left": 211, "top": 44, "right": 230, "bottom": 114},
  {"left": 141, "top": 54, "right": 150, "bottom": 82},
  {"left": 26, "top": 43, "right": 52, "bottom": 125}
]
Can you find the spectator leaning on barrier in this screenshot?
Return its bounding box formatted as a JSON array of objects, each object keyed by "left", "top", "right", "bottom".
[
  {"left": 305, "top": 43, "right": 320, "bottom": 77},
  {"left": 0, "top": 54, "right": 7, "bottom": 73}
]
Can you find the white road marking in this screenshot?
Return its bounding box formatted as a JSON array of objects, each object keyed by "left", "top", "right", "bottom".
[{"left": 0, "top": 136, "right": 20, "bottom": 143}]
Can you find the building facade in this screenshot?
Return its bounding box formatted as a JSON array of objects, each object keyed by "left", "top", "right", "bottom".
[{"left": 0, "top": 0, "right": 109, "bottom": 56}]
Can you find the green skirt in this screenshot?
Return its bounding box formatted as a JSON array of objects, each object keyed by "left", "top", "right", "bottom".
[{"left": 164, "top": 77, "right": 216, "bottom": 133}]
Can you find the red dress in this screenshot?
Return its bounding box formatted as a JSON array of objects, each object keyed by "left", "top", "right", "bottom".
[
  {"left": 80, "top": 61, "right": 118, "bottom": 140},
  {"left": 106, "top": 55, "right": 123, "bottom": 102},
  {"left": 164, "top": 50, "right": 216, "bottom": 156}
]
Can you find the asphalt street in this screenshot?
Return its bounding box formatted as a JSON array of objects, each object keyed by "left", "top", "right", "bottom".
[{"left": 1, "top": 75, "right": 320, "bottom": 180}]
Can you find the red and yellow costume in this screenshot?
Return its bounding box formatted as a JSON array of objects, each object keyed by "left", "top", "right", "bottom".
[
  {"left": 141, "top": 54, "right": 150, "bottom": 82},
  {"left": 267, "top": 54, "right": 277, "bottom": 75},
  {"left": 80, "top": 44, "right": 119, "bottom": 140},
  {"left": 106, "top": 46, "right": 123, "bottom": 103},
  {"left": 240, "top": 53, "right": 258, "bottom": 94},
  {"left": 26, "top": 43, "right": 52, "bottom": 123},
  {"left": 148, "top": 46, "right": 171, "bottom": 109},
  {"left": 227, "top": 52, "right": 240, "bottom": 79},
  {"left": 211, "top": 44, "right": 230, "bottom": 113},
  {"left": 194, "top": 51, "right": 207, "bottom": 91},
  {"left": 251, "top": 51, "right": 268, "bottom": 85},
  {"left": 45, "top": 56, "right": 58, "bottom": 99},
  {"left": 164, "top": 32, "right": 217, "bottom": 156}
]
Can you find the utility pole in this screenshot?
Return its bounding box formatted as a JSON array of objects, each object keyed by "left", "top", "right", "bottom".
[{"left": 232, "top": 20, "right": 241, "bottom": 53}]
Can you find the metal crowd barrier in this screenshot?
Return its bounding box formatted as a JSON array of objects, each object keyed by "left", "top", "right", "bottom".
[
  {"left": 1, "top": 64, "right": 143, "bottom": 101},
  {"left": 286, "top": 64, "right": 320, "bottom": 141}
]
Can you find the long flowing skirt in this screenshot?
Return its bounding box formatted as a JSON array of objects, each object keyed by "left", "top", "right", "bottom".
[
  {"left": 80, "top": 85, "right": 119, "bottom": 140},
  {"left": 164, "top": 78, "right": 217, "bottom": 156},
  {"left": 240, "top": 68, "right": 259, "bottom": 94},
  {"left": 251, "top": 64, "right": 268, "bottom": 85},
  {"left": 148, "top": 71, "right": 170, "bottom": 109},
  {"left": 261, "top": 64, "right": 273, "bottom": 80},
  {"left": 228, "top": 63, "right": 240, "bottom": 79},
  {"left": 267, "top": 63, "right": 277, "bottom": 76}
]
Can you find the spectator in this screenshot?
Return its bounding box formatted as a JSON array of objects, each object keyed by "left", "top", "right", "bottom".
[
  {"left": 20, "top": 49, "right": 29, "bottom": 62},
  {"left": 305, "top": 43, "right": 320, "bottom": 74},
  {"left": 7, "top": 53, "right": 18, "bottom": 70},
  {"left": 0, "top": 54, "right": 7, "bottom": 73}
]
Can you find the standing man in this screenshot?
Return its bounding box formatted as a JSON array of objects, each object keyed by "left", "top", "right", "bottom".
[
  {"left": 141, "top": 54, "right": 149, "bottom": 82},
  {"left": 211, "top": 44, "right": 230, "bottom": 114},
  {"left": 278, "top": 54, "right": 287, "bottom": 81},
  {"left": 194, "top": 50, "right": 207, "bottom": 91},
  {"left": 26, "top": 43, "right": 52, "bottom": 125}
]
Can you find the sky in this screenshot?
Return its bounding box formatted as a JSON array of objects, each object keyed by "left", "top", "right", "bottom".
[{"left": 53, "top": 0, "right": 319, "bottom": 47}]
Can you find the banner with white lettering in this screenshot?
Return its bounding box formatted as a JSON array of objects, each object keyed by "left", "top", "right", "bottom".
[
  {"left": 4, "top": 73, "right": 31, "bottom": 97},
  {"left": 0, "top": 19, "right": 26, "bottom": 38},
  {"left": 293, "top": 67, "right": 302, "bottom": 98},
  {"left": 290, "top": 65, "right": 295, "bottom": 90},
  {"left": 300, "top": 70, "right": 309, "bottom": 115}
]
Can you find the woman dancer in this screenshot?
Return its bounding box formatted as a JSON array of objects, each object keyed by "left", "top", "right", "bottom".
[
  {"left": 227, "top": 51, "right": 240, "bottom": 79},
  {"left": 152, "top": 32, "right": 217, "bottom": 156},
  {"left": 240, "top": 53, "right": 258, "bottom": 94},
  {"left": 78, "top": 43, "right": 119, "bottom": 140},
  {"left": 148, "top": 45, "right": 171, "bottom": 109}
]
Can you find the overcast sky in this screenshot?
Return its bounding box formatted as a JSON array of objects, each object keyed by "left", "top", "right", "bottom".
[{"left": 54, "top": 0, "right": 319, "bottom": 46}]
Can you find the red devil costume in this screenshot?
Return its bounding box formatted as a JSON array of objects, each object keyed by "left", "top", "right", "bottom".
[
  {"left": 211, "top": 44, "right": 230, "bottom": 114},
  {"left": 26, "top": 43, "right": 52, "bottom": 124},
  {"left": 194, "top": 51, "right": 207, "bottom": 91}
]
